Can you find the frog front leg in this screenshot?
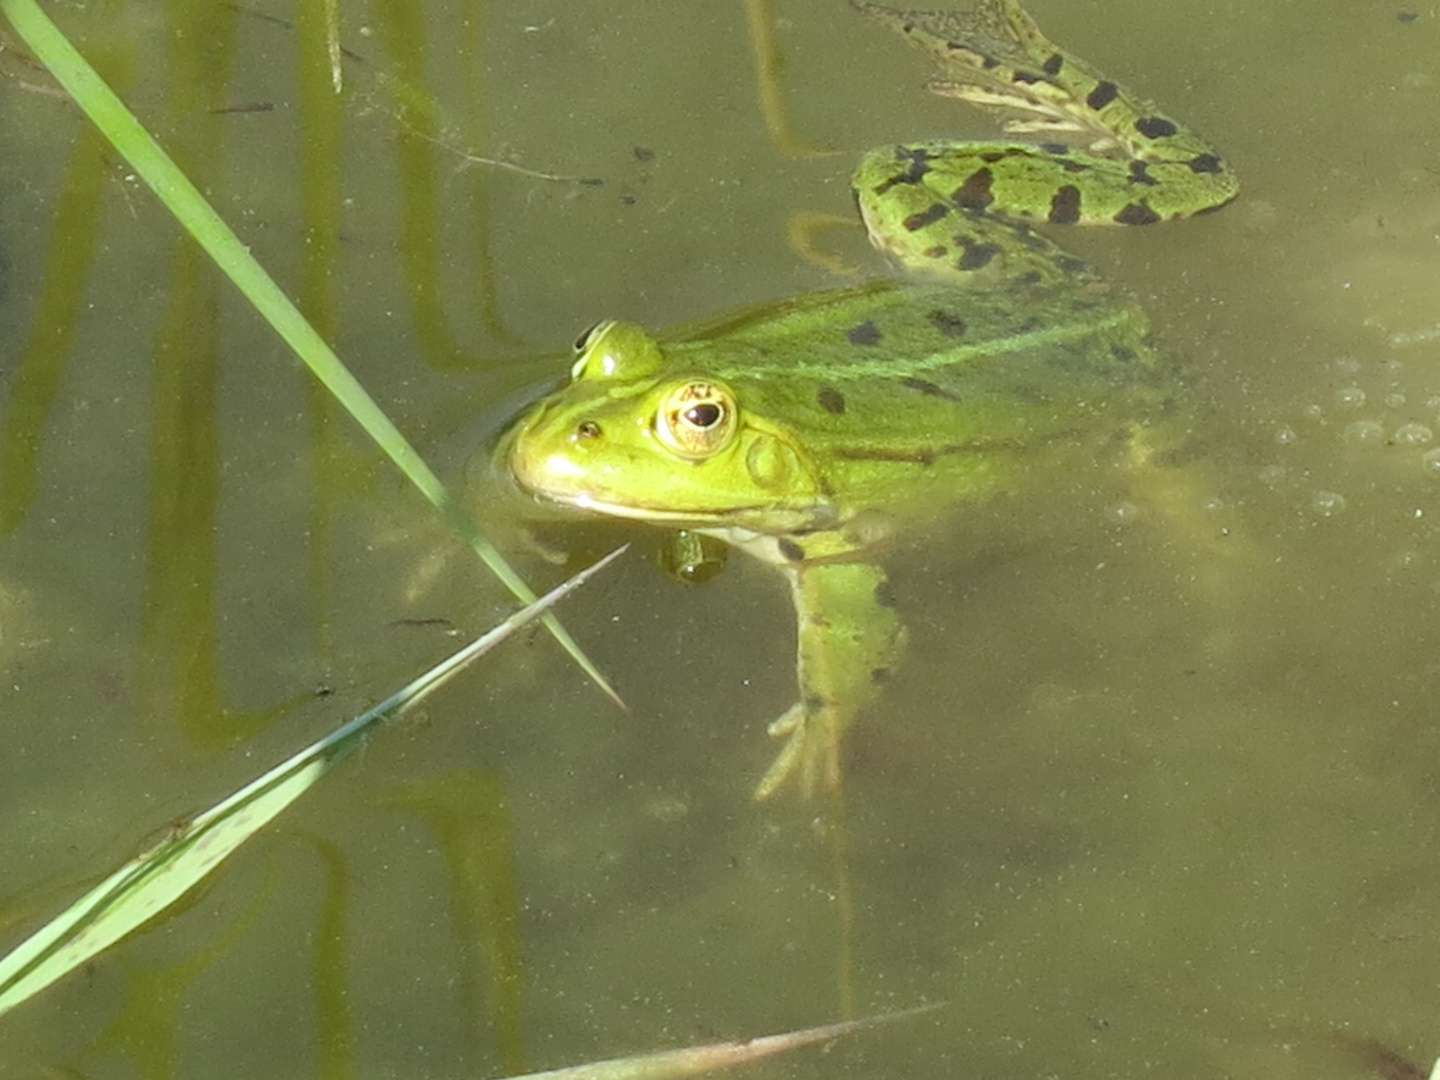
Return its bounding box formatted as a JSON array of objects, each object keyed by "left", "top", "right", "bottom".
[{"left": 754, "top": 559, "right": 907, "bottom": 799}]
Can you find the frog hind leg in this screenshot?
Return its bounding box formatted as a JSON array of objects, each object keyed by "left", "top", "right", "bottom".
[
  {"left": 753, "top": 559, "right": 907, "bottom": 799},
  {"left": 852, "top": 0, "right": 1237, "bottom": 242},
  {"left": 853, "top": 143, "right": 1098, "bottom": 290}
]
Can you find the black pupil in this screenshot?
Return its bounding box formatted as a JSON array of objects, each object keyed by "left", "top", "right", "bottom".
[{"left": 685, "top": 403, "right": 721, "bottom": 428}]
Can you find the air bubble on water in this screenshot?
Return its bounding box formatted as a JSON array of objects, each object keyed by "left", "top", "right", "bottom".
[
  {"left": 1390, "top": 549, "right": 1421, "bottom": 572},
  {"left": 1342, "top": 419, "right": 1386, "bottom": 446},
  {"left": 1428, "top": 395, "right": 1440, "bottom": 412},
  {"left": 1258, "top": 464, "right": 1287, "bottom": 485},
  {"left": 1303, "top": 403, "right": 1325, "bottom": 421},
  {"left": 1334, "top": 357, "right": 1361, "bottom": 375},
  {"left": 1109, "top": 501, "right": 1142, "bottom": 525},
  {"left": 1394, "top": 422, "right": 1434, "bottom": 446},
  {"left": 1385, "top": 391, "right": 1408, "bottom": 409},
  {"left": 1335, "top": 386, "right": 1367, "bottom": 408},
  {"left": 1274, "top": 426, "right": 1297, "bottom": 445},
  {"left": 1423, "top": 447, "right": 1440, "bottom": 474},
  {"left": 1311, "top": 490, "right": 1347, "bottom": 516}
]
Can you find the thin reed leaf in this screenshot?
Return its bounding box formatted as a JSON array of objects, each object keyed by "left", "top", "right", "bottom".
[
  {"left": 0, "top": 0, "right": 621, "bottom": 706},
  {"left": 0, "top": 547, "right": 626, "bottom": 1018}
]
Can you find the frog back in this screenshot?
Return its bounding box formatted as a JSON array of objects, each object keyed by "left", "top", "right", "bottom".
[{"left": 664, "top": 279, "right": 1172, "bottom": 526}]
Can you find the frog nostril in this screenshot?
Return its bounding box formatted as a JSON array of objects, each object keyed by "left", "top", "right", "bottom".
[{"left": 576, "top": 420, "right": 602, "bottom": 439}]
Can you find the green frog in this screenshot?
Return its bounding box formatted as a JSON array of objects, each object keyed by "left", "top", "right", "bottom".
[{"left": 497, "top": 0, "right": 1237, "bottom": 798}]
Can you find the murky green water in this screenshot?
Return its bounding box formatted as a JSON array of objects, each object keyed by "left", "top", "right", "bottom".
[{"left": 3, "top": 0, "right": 1440, "bottom": 1076}]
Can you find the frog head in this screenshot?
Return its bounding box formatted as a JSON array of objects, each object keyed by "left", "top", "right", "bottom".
[{"left": 506, "top": 321, "right": 829, "bottom": 533}]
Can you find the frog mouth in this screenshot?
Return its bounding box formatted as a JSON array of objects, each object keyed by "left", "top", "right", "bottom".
[
  {"left": 517, "top": 478, "right": 831, "bottom": 537},
  {"left": 506, "top": 440, "right": 726, "bottom": 524},
  {"left": 508, "top": 439, "right": 831, "bottom": 533},
  {"left": 524, "top": 485, "right": 741, "bottom": 526}
]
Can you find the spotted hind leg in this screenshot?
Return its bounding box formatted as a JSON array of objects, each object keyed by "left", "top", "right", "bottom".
[{"left": 853, "top": 143, "right": 1097, "bottom": 290}]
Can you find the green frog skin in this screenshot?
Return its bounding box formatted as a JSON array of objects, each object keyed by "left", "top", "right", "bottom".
[{"left": 499, "top": 0, "right": 1237, "bottom": 798}]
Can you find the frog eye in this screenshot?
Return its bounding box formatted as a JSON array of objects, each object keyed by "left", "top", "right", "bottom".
[
  {"left": 655, "top": 380, "right": 737, "bottom": 460},
  {"left": 569, "top": 321, "right": 611, "bottom": 379},
  {"left": 573, "top": 322, "right": 604, "bottom": 353}
]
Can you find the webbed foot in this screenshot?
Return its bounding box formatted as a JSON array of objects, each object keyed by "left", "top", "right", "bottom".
[{"left": 754, "top": 701, "right": 844, "bottom": 800}]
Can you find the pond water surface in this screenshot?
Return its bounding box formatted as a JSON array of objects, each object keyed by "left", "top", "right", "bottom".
[{"left": 3, "top": 1, "right": 1440, "bottom": 1077}]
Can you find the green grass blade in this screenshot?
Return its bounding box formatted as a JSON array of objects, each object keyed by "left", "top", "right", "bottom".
[
  {"left": 0, "top": 547, "right": 627, "bottom": 1019},
  {"left": 0, "top": 0, "right": 621, "bottom": 707},
  {"left": 508, "top": 1004, "right": 943, "bottom": 1080}
]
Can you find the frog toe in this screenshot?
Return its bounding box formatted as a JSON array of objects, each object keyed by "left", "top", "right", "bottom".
[{"left": 754, "top": 702, "right": 842, "bottom": 800}]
